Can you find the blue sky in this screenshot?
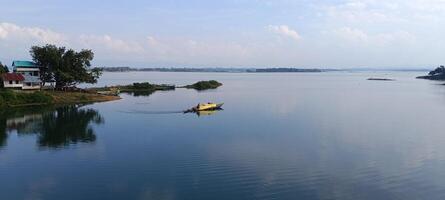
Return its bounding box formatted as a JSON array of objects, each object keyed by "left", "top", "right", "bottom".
[{"left": 1, "top": 0, "right": 445, "bottom": 68}]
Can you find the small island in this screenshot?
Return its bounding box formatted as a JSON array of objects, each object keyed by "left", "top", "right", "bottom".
[
  {"left": 416, "top": 66, "right": 445, "bottom": 80},
  {"left": 367, "top": 78, "right": 395, "bottom": 81},
  {"left": 95, "top": 80, "right": 223, "bottom": 96},
  {"left": 183, "top": 80, "right": 223, "bottom": 90},
  {"left": 93, "top": 82, "right": 175, "bottom": 96},
  {"left": 253, "top": 68, "right": 322, "bottom": 73}
]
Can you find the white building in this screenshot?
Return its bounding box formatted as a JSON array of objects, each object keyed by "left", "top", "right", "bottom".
[
  {"left": 1, "top": 73, "right": 24, "bottom": 89},
  {"left": 12, "top": 61, "right": 41, "bottom": 90}
]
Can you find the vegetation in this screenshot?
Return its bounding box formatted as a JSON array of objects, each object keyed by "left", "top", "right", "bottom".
[
  {"left": 90, "top": 82, "right": 175, "bottom": 97},
  {"left": 117, "top": 82, "right": 175, "bottom": 92},
  {"left": 184, "top": 80, "right": 223, "bottom": 90},
  {"left": 0, "top": 62, "right": 8, "bottom": 74},
  {"left": 429, "top": 66, "right": 445, "bottom": 76},
  {"left": 0, "top": 89, "right": 120, "bottom": 107},
  {"left": 0, "top": 90, "right": 53, "bottom": 107},
  {"left": 417, "top": 66, "right": 445, "bottom": 80},
  {"left": 49, "top": 91, "right": 120, "bottom": 104},
  {"left": 30, "top": 44, "right": 102, "bottom": 88}
]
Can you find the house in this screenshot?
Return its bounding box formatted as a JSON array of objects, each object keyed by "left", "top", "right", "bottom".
[
  {"left": 12, "top": 61, "right": 41, "bottom": 90},
  {"left": 1, "top": 73, "right": 25, "bottom": 89}
]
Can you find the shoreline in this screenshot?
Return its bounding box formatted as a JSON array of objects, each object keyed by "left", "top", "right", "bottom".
[{"left": 1, "top": 80, "right": 221, "bottom": 108}]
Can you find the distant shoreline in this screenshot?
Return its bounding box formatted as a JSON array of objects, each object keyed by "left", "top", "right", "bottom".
[{"left": 100, "top": 67, "right": 429, "bottom": 73}]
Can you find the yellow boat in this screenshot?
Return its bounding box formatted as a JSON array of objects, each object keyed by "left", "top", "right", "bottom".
[{"left": 192, "top": 103, "right": 224, "bottom": 112}]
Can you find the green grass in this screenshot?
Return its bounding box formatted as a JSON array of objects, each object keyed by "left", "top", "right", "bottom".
[{"left": 0, "top": 89, "right": 53, "bottom": 107}]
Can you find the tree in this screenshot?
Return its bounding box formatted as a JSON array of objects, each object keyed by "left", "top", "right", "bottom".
[
  {"left": 0, "top": 62, "right": 8, "bottom": 74},
  {"left": 428, "top": 65, "right": 445, "bottom": 76},
  {"left": 30, "top": 44, "right": 102, "bottom": 89}
]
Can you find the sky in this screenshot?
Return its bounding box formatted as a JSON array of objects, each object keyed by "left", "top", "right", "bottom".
[{"left": 0, "top": 0, "right": 445, "bottom": 68}]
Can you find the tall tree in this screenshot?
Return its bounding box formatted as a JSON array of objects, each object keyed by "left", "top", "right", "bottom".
[
  {"left": 29, "top": 45, "right": 63, "bottom": 86},
  {"left": 30, "top": 44, "right": 102, "bottom": 89}
]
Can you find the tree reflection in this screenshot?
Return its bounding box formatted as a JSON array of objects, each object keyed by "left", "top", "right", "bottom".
[
  {"left": 0, "top": 121, "right": 6, "bottom": 148},
  {"left": 36, "top": 106, "right": 103, "bottom": 148},
  {"left": 127, "top": 90, "right": 155, "bottom": 97},
  {"left": 0, "top": 105, "right": 103, "bottom": 149}
]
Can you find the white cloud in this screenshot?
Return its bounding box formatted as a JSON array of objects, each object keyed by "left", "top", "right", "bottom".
[
  {"left": 333, "top": 27, "right": 369, "bottom": 42},
  {"left": 408, "top": 0, "right": 445, "bottom": 12},
  {"left": 320, "top": 0, "right": 445, "bottom": 24},
  {"left": 146, "top": 36, "right": 159, "bottom": 46},
  {"left": 141, "top": 36, "right": 253, "bottom": 66},
  {"left": 0, "top": 22, "right": 66, "bottom": 44},
  {"left": 267, "top": 25, "right": 302, "bottom": 41},
  {"left": 332, "top": 27, "right": 416, "bottom": 46},
  {"left": 321, "top": 1, "right": 402, "bottom": 24},
  {"left": 79, "top": 34, "right": 144, "bottom": 54}
]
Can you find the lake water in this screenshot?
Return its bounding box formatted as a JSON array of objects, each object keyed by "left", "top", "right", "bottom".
[{"left": 2, "top": 71, "right": 445, "bottom": 200}]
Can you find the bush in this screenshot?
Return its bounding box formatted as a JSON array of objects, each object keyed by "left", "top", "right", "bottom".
[
  {"left": 186, "top": 80, "right": 222, "bottom": 90},
  {"left": 429, "top": 66, "right": 445, "bottom": 76},
  {"left": 132, "top": 82, "right": 154, "bottom": 89}
]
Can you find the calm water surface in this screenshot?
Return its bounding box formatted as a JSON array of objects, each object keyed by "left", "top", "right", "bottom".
[{"left": 2, "top": 71, "right": 445, "bottom": 200}]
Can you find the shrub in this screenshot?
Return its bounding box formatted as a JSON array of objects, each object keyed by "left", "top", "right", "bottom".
[
  {"left": 132, "top": 82, "right": 154, "bottom": 89},
  {"left": 429, "top": 66, "right": 445, "bottom": 76},
  {"left": 187, "top": 80, "right": 222, "bottom": 90}
]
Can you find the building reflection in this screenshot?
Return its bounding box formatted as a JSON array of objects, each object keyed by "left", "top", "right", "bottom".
[{"left": 0, "top": 105, "right": 103, "bottom": 149}]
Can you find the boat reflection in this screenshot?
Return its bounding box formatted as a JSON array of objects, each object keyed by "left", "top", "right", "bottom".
[
  {"left": 0, "top": 105, "right": 103, "bottom": 149},
  {"left": 195, "top": 109, "right": 223, "bottom": 117}
]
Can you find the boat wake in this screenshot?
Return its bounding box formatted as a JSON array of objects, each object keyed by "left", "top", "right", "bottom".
[{"left": 119, "top": 110, "right": 184, "bottom": 115}]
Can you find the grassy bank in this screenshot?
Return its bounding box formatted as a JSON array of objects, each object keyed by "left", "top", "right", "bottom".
[
  {"left": 0, "top": 89, "right": 120, "bottom": 107},
  {"left": 49, "top": 91, "right": 121, "bottom": 105}
]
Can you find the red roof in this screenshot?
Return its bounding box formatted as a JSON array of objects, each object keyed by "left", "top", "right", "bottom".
[{"left": 1, "top": 73, "right": 25, "bottom": 81}]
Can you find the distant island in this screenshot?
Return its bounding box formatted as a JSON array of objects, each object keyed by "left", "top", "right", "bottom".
[
  {"left": 252, "top": 68, "right": 322, "bottom": 73},
  {"left": 416, "top": 66, "right": 445, "bottom": 80}
]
